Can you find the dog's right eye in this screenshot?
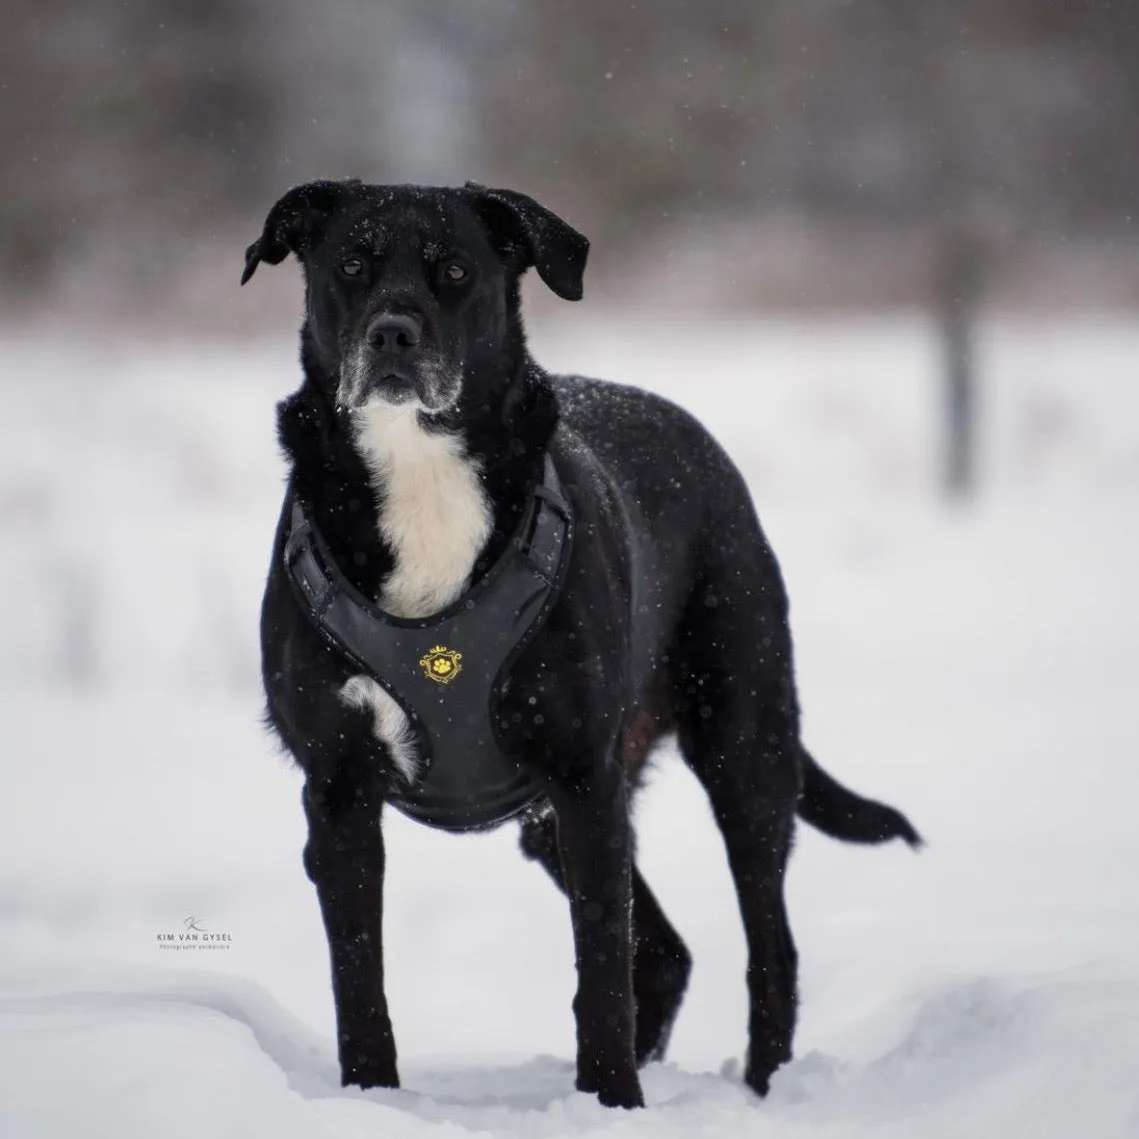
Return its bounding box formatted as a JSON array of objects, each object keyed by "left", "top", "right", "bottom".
[{"left": 340, "top": 258, "right": 364, "bottom": 278}]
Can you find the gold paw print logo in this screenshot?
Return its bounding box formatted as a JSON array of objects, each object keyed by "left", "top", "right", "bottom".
[{"left": 420, "top": 645, "right": 462, "bottom": 685}]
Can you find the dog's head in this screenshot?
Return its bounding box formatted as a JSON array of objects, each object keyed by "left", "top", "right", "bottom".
[{"left": 242, "top": 180, "right": 588, "bottom": 415}]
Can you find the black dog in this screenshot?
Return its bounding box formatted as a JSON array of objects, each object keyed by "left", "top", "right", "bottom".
[{"left": 244, "top": 180, "right": 919, "bottom": 1109}]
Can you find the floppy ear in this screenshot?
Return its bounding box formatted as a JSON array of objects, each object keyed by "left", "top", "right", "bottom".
[
  {"left": 466, "top": 183, "right": 589, "bottom": 301},
  {"left": 241, "top": 180, "right": 355, "bottom": 285}
]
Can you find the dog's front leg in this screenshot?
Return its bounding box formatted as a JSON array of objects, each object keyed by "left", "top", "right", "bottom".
[
  {"left": 302, "top": 770, "right": 397, "bottom": 1090},
  {"left": 549, "top": 768, "right": 643, "bottom": 1109}
]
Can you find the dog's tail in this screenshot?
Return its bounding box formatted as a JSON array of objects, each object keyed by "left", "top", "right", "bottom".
[{"left": 797, "top": 748, "right": 922, "bottom": 848}]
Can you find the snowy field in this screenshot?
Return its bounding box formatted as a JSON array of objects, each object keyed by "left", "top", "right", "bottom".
[{"left": 1, "top": 313, "right": 1137, "bottom": 1137}]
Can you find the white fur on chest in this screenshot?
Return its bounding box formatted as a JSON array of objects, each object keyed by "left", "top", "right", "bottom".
[
  {"left": 352, "top": 400, "right": 492, "bottom": 619},
  {"left": 337, "top": 399, "right": 492, "bottom": 784}
]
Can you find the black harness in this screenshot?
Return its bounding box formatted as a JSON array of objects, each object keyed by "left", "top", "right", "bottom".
[{"left": 283, "top": 456, "right": 573, "bottom": 833}]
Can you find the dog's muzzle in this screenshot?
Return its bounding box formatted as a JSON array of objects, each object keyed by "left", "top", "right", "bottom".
[
  {"left": 338, "top": 320, "right": 459, "bottom": 412},
  {"left": 364, "top": 371, "right": 418, "bottom": 406},
  {"left": 361, "top": 312, "right": 422, "bottom": 405}
]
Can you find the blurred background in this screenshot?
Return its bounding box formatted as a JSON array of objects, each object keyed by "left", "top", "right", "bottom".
[
  {"left": 5, "top": 0, "right": 1139, "bottom": 318},
  {"left": 2, "top": 5, "right": 1138, "bottom": 1135}
]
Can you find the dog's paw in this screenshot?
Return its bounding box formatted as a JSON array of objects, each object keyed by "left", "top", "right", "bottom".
[
  {"left": 342, "top": 1067, "right": 400, "bottom": 1091},
  {"left": 577, "top": 1068, "right": 645, "bottom": 1109},
  {"left": 743, "top": 1055, "right": 790, "bottom": 1098},
  {"left": 743, "top": 1068, "right": 771, "bottom": 1098},
  {"left": 340, "top": 1052, "right": 400, "bottom": 1091}
]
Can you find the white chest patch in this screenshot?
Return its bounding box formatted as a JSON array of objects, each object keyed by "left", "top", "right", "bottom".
[
  {"left": 351, "top": 399, "right": 493, "bottom": 619},
  {"left": 337, "top": 399, "right": 493, "bottom": 784}
]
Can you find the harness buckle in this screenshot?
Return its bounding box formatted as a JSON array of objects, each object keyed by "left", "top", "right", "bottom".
[
  {"left": 515, "top": 489, "right": 571, "bottom": 585},
  {"left": 284, "top": 500, "right": 312, "bottom": 567},
  {"left": 283, "top": 521, "right": 310, "bottom": 567},
  {"left": 529, "top": 482, "right": 572, "bottom": 524},
  {"left": 285, "top": 506, "right": 339, "bottom": 618}
]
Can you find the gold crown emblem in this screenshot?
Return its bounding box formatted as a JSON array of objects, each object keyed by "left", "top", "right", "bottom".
[{"left": 419, "top": 645, "right": 462, "bottom": 685}]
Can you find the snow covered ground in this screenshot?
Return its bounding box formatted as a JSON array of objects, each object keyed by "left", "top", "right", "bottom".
[{"left": 1, "top": 313, "right": 1137, "bottom": 1137}]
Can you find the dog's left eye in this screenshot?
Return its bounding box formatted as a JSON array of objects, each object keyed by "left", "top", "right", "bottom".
[
  {"left": 340, "top": 258, "right": 364, "bottom": 277},
  {"left": 442, "top": 262, "right": 468, "bottom": 283}
]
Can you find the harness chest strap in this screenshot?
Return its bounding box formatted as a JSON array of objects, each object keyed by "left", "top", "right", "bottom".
[{"left": 283, "top": 455, "right": 573, "bottom": 832}]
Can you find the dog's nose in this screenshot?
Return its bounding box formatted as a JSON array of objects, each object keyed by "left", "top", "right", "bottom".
[{"left": 368, "top": 313, "right": 422, "bottom": 354}]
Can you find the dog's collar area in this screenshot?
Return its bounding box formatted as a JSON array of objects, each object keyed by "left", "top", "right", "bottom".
[{"left": 284, "top": 453, "right": 573, "bottom": 832}]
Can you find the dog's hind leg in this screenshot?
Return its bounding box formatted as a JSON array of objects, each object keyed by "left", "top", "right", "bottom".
[
  {"left": 675, "top": 669, "right": 801, "bottom": 1097},
  {"left": 519, "top": 812, "right": 692, "bottom": 1067},
  {"left": 629, "top": 875, "right": 693, "bottom": 1065}
]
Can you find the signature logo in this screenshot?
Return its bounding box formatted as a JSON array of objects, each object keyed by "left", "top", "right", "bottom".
[
  {"left": 420, "top": 645, "right": 462, "bottom": 685},
  {"left": 155, "top": 916, "right": 233, "bottom": 950}
]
